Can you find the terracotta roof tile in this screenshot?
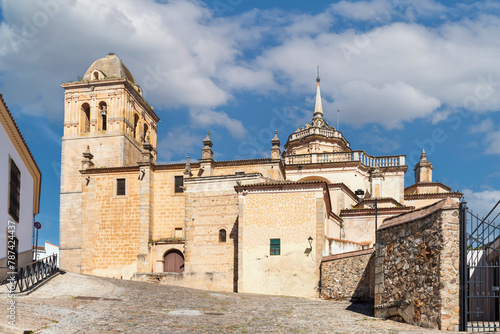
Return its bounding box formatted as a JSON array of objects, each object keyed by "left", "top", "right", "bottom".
[{"left": 378, "top": 197, "right": 459, "bottom": 230}]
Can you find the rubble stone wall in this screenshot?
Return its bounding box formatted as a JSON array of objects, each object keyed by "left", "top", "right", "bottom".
[
  {"left": 374, "top": 198, "right": 460, "bottom": 331},
  {"left": 320, "top": 248, "right": 374, "bottom": 301}
]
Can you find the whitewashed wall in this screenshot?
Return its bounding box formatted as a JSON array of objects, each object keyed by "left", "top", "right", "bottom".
[{"left": 0, "top": 122, "right": 35, "bottom": 261}]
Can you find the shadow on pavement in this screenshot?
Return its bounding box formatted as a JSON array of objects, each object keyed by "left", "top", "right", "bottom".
[{"left": 346, "top": 302, "right": 374, "bottom": 317}]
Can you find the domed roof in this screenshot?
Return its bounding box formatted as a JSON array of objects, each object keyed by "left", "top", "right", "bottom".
[{"left": 83, "top": 53, "right": 136, "bottom": 84}]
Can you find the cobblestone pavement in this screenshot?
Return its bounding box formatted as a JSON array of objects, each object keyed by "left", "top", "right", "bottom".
[{"left": 0, "top": 272, "right": 448, "bottom": 334}]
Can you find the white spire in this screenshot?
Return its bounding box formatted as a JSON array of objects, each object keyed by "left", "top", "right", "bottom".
[{"left": 313, "top": 74, "right": 324, "bottom": 119}]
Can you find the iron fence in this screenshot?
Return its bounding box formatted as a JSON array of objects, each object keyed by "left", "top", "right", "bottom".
[
  {"left": 460, "top": 200, "right": 500, "bottom": 332},
  {"left": 10, "top": 254, "right": 58, "bottom": 293}
]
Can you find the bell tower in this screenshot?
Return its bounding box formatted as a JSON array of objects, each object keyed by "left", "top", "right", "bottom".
[
  {"left": 59, "top": 53, "right": 160, "bottom": 272},
  {"left": 414, "top": 149, "right": 433, "bottom": 183}
]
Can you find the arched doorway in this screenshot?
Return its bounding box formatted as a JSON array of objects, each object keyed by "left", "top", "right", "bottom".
[{"left": 164, "top": 250, "right": 184, "bottom": 273}]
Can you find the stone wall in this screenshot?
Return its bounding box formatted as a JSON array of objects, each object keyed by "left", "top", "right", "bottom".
[
  {"left": 80, "top": 171, "right": 142, "bottom": 279},
  {"left": 238, "top": 184, "right": 326, "bottom": 298},
  {"left": 374, "top": 198, "right": 460, "bottom": 331},
  {"left": 320, "top": 248, "right": 374, "bottom": 301},
  {"left": 132, "top": 271, "right": 231, "bottom": 292},
  {"left": 183, "top": 175, "right": 256, "bottom": 292}
]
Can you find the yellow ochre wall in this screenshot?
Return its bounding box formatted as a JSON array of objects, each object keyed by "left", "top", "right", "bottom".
[{"left": 238, "top": 190, "right": 326, "bottom": 298}]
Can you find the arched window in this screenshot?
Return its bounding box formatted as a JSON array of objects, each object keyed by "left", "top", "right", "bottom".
[
  {"left": 99, "top": 101, "right": 107, "bottom": 131},
  {"left": 133, "top": 114, "right": 139, "bottom": 139},
  {"left": 81, "top": 103, "right": 90, "bottom": 133},
  {"left": 143, "top": 123, "right": 149, "bottom": 142},
  {"left": 219, "top": 229, "right": 227, "bottom": 243},
  {"left": 93, "top": 71, "right": 99, "bottom": 80}
]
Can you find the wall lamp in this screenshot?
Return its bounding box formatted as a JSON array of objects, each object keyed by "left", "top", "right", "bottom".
[{"left": 308, "top": 236, "right": 313, "bottom": 248}]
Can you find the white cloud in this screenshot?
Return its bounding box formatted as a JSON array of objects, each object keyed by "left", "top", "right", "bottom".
[
  {"left": 330, "top": 0, "right": 391, "bottom": 21},
  {"left": 468, "top": 118, "right": 500, "bottom": 155},
  {"left": 484, "top": 130, "right": 500, "bottom": 155},
  {"left": 156, "top": 127, "right": 200, "bottom": 163},
  {"left": 188, "top": 108, "right": 247, "bottom": 139},
  {"left": 469, "top": 118, "right": 494, "bottom": 134},
  {"left": 329, "top": 0, "right": 445, "bottom": 22},
  {"left": 462, "top": 189, "right": 500, "bottom": 220},
  {"left": 333, "top": 81, "right": 441, "bottom": 128},
  {"left": 1, "top": 0, "right": 500, "bottom": 133}
]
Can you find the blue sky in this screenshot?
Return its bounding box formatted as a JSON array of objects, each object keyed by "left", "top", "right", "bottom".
[{"left": 1, "top": 0, "right": 499, "bottom": 245}]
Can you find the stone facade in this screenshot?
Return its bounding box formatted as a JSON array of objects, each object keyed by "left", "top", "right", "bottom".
[
  {"left": 321, "top": 248, "right": 374, "bottom": 301},
  {"left": 236, "top": 182, "right": 328, "bottom": 298},
  {"left": 59, "top": 54, "right": 463, "bottom": 303},
  {"left": 374, "top": 198, "right": 460, "bottom": 331}
]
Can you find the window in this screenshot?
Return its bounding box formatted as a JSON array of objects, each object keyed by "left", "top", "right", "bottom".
[
  {"left": 143, "top": 123, "right": 149, "bottom": 142},
  {"left": 174, "top": 228, "right": 183, "bottom": 239},
  {"left": 116, "top": 179, "right": 126, "bottom": 196},
  {"left": 99, "top": 102, "right": 107, "bottom": 131},
  {"left": 174, "top": 176, "right": 184, "bottom": 193},
  {"left": 219, "top": 229, "right": 227, "bottom": 243},
  {"left": 82, "top": 103, "right": 90, "bottom": 133},
  {"left": 133, "top": 114, "right": 139, "bottom": 139},
  {"left": 8, "top": 159, "right": 21, "bottom": 222},
  {"left": 270, "top": 238, "right": 281, "bottom": 256}
]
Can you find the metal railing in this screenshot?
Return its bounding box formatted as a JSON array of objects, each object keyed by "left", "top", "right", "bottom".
[
  {"left": 288, "top": 127, "right": 344, "bottom": 142},
  {"left": 285, "top": 150, "right": 405, "bottom": 167},
  {"left": 8, "top": 254, "right": 58, "bottom": 293}
]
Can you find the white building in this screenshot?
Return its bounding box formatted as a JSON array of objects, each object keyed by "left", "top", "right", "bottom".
[
  {"left": 0, "top": 94, "right": 42, "bottom": 281},
  {"left": 34, "top": 242, "right": 60, "bottom": 267}
]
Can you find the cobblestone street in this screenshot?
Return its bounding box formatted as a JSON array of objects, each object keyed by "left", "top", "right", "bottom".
[{"left": 1, "top": 272, "right": 446, "bottom": 333}]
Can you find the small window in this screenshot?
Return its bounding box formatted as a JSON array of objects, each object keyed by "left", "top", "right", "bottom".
[
  {"left": 116, "top": 179, "right": 126, "bottom": 196},
  {"left": 82, "top": 103, "right": 90, "bottom": 133},
  {"left": 174, "top": 228, "right": 183, "bottom": 239},
  {"left": 99, "top": 102, "right": 107, "bottom": 131},
  {"left": 219, "top": 229, "right": 227, "bottom": 243},
  {"left": 143, "top": 123, "right": 149, "bottom": 142},
  {"left": 270, "top": 239, "right": 280, "bottom": 256},
  {"left": 133, "top": 114, "right": 139, "bottom": 139},
  {"left": 174, "top": 176, "right": 184, "bottom": 193},
  {"left": 8, "top": 159, "right": 21, "bottom": 222}
]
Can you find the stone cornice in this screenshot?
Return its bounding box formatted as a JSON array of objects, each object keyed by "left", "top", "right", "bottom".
[
  {"left": 405, "top": 181, "right": 452, "bottom": 193},
  {"left": 327, "top": 183, "right": 358, "bottom": 202},
  {"left": 404, "top": 192, "right": 462, "bottom": 201},
  {"left": 340, "top": 206, "right": 414, "bottom": 217},
  {"left": 322, "top": 248, "right": 374, "bottom": 262},
  {"left": 234, "top": 180, "right": 327, "bottom": 192}
]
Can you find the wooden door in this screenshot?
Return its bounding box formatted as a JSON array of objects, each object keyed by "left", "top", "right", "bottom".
[{"left": 164, "top": 250, "right": 184, "bottom": 273}]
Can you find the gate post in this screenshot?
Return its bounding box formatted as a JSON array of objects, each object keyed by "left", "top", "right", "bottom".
[{"left": 459, "top": 201, "right": 467, "bottom": 332}]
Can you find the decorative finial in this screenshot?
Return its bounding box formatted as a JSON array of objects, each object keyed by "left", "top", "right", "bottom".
[
  {"left": 271, "top": 130, "right": 280, "bottom": 147},
  {"left": 313, "top": 71, "right": 324, "bottom": 119},
  {"left": 203, "top": 131, "right": 213, "bottom": 148},
  {"left": 420, "top": 149, "right": 427, "bottom": 160},
  {"left": 185, "top": 156, "right": 191, "bottom": 173},
  {"left": 316, "top": 65, "right": 320, "bottom": 83},
  {"left": 271, "top": 130, "right": 281, "bottom": 159}
]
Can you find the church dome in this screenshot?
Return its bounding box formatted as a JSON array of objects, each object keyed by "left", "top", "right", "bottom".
[
  {"left": 283, "top": 76, "right": 350, "bottom": 157},
  {"left": 83, "top": 53, "right": 137, "bottom": 84}
]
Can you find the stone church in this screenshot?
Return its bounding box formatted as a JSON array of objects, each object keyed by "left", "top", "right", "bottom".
[{"left": 59, "top": 54, "right": 461, "bottom": 298}]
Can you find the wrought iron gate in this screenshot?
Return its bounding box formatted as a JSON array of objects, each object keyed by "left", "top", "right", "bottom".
[{"left": 460, "top": 200, "right": 500, "bottom": 332}]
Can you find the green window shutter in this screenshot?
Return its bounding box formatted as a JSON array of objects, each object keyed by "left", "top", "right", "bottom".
[{"left": 270, "top": 238, "right": 280, "bottom": 256}]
